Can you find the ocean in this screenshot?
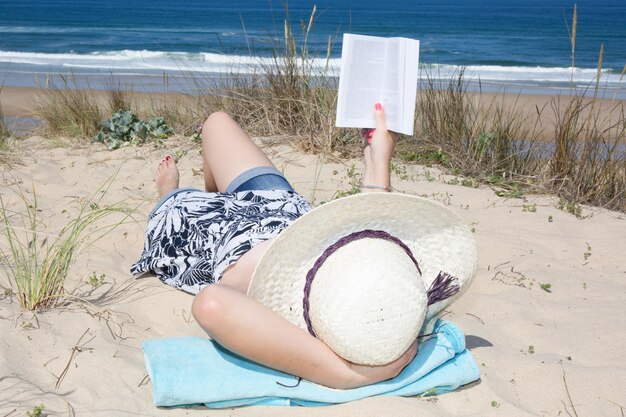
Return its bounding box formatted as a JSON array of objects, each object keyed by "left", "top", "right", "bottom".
[{"left": 1, "top": 0, "right": 625, "bottom": 95}]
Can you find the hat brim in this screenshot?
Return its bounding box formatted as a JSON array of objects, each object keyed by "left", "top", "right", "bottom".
[{"left": 247, "top": 193, "right": 477, "bottom": 335}]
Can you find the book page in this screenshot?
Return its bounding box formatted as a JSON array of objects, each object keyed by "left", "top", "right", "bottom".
[
  {"left": 380, "top": 40, "right": 402, "bottom": 128},
  {"left": 336, "top": 34, "right": 419, "bottom": 135},
  {"left": 338, "top": 35, "right": 388, "bottom": 123}
]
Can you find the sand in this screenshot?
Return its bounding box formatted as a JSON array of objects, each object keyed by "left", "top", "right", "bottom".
[{"left": 1, "top": 127, "right": 625, "bottom": 416}]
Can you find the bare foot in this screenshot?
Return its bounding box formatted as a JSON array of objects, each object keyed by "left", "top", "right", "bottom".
[{"left": 155, "top": 155, "right": 180, "bottom": 198}]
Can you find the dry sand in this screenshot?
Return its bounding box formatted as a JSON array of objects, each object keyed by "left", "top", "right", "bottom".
[{"left": 1, "top": 132, "right": 625, "bottom": 416}]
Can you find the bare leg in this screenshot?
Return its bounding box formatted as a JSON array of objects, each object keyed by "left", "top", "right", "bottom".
[
  {"left": 192, "top": 284, "right": 417, "bottom": 389},
  {"left": 200, "top": 111, "right": 276, "bottom": 192},
  {"left": 155, "top": 155, "right": 179, "bottom": 198}
]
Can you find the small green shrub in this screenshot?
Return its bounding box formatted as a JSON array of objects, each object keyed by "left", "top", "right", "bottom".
[
  {"left": 557, "top": 197, "right": 582, "bottom": 217},
  {"left": 397, "top": 149, "right": 449, "bottom": 167},
  {"left": 92, "top": 110, "right": 173, "bottom": 150},
  {"left": 522, "top": 203, "right": 537, "bottom": 212},
  {"left": 87, "top": 272, "right": 106, "bottom": 288},
  {"left": 333, "top": 163, "right": 362, "bottom": 199},
  {"left": 461, "top": 178, "right": 478, "bottom": 188},
  {"left": 27, "top": 404, "right": 45, "bottom": 417}
]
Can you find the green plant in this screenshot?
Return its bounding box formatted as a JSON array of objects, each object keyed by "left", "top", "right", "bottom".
[
  {"left": 528, "top": 345, "right": 535, "bottom": 354},
  {"left": 522, "top": 203, "right": 537, "bottom": 213},
  {"left": 333, "top": 163, "right": 362, "bottom": 199},
  {"left": 557, "top": 198, "right": 582, "bottom": 217},
  {"left": 583, "top": 242, "right": 592, "bottom": 260},
  {"left": 87, "top": 272, "right": 105, "bottom": 288},
  {"left": 27, "top": 404, "right": 45, "bottom": 417},
  {"left": 390, "top": 161, "right": 410, "bottom": 181},
  {"left": 540, "top": 283, "right": 552, "bottom": 293},
  {"left": 491, "top": 400, "right": 500, "bottom": 408},
  {"left": 397, "top": 149, "right": 448, "bottom": 167},
  {"left": 423, "top": 170, "right": 435, "bottom": 182},
  {"left": 91, "top": 110, "right": 172, "bottom": 150},
  {"left": 461, "top": 178, "right": 478, "bottom": 188},
  {"left": 0, "top": 177, "right": 130, "bottom": 311},
  {"left": 495, "top": 185, "right": 525, "bottom": 199},
  {"left": 548, "top": 215, "right": 554, "bottom": 222}
]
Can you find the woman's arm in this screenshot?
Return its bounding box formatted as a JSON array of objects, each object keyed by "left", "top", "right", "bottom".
[
  {"left": 362, "top": 103, "right": 398, "bottom": 193},
  {"left": 192, "top": 283, "right": 417, "bottom": 389}
]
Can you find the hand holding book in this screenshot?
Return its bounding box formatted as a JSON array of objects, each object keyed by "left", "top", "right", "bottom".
[{"left": 362, "top": 102, "right": 398, "bottom": 193}]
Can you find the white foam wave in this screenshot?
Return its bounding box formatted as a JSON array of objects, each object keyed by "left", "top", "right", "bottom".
[
  {"left": 423, "top": 64, "right": 622, "bottom": 86},
  {"left": 0, "top": 50, "right": 623, "bottom": 87}
]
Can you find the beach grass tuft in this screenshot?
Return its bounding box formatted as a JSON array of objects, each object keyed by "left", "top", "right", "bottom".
[
  {"left": 549, "top": 93, "right": 625, "bottom": 211},
  {"left": 413, "top": 64, "right": 624, "bottom": 212},
  {"left": 105, "top": 75, "right": 134, "bottom": 115},
  {"left": 32, "top": 74, "right": 103, "bottom": 138},
  {"left": 0, "top": 175, "right": 132, "bottom": 311},
  {"left": 416, "top": 69, "right": 542, "bottom": 185}
]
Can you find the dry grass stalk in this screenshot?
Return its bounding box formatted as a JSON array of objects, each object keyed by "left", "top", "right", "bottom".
[
  {"left": 565, "top": 3, "right": 578, "bottom": 91},
  {"left": 548, "top": 24, "right": 625, "bottom": 212},
  {"left": 0, "top": 93, "right": 10, "bottom": 144},
  {"left": 54, "top": 328, "right": 93, "bottom": 389},
  {"left": 104, "top": 76, "right": 134, "bottom": 114},
  {"left": 32, "top": 74, "right": 102, "bottom": 138}
]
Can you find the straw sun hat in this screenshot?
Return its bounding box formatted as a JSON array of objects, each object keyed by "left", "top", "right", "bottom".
[{"left": 247, "top": 192, "right": 477, "bottom": 366}]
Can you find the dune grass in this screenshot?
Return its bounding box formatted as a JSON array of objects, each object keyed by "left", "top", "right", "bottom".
[
  {"left": 414, "top": 70, "right": 625, "bottom": 212},
  {"left": 415, "top": 69, "right": 543, "bottom": 182},
  {"left": 32, "top": 74, "right": 103, "bottom": 138},
  {"left": 0, "top": 176, "right": 132, "bottom": 311}
]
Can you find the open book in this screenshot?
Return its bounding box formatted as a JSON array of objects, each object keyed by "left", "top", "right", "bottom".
[{"left": 335, "top": 34, "right": 420, "bottom": 136}]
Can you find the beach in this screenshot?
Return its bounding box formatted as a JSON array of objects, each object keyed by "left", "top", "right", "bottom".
[
  {"left": 1, "top": 0, "right": 626, "bottom": 412},
  {"left": 1, "top": 116, "right": 625, "bottom": 415}
]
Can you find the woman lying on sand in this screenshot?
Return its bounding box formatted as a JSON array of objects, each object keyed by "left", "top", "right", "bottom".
[{"left": 131, "top": 104, "right": 420, "bottom": 389}]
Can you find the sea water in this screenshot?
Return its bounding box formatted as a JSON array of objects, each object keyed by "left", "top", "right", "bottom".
[{"left": 0, "top": 0, "right": 624, "bottom": 95}]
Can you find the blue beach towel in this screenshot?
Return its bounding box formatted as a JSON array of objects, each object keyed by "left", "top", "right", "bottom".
[{"left": 142, "top": 320, "right": 480, "bottom": 408}]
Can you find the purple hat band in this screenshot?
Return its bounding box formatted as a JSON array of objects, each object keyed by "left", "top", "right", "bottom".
[{"left": 302, "top": 229, "right": 460, "bottom": 338}]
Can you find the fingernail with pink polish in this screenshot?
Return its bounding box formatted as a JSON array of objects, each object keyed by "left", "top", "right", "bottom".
[{"left": 375, "top": 102, "right": 382, "bottom": 111}]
